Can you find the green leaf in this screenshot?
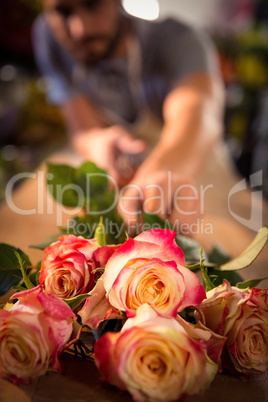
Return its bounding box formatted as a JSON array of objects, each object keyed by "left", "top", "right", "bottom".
[
  {"left": 207, "top": 245, "right": 231, "bottom": 265},
  {"left": 62, "top": 216, "right": 92, "bottom": 238},
  {"left": 236, "top": 277, "right": 268, "bottom": 289},
  {"left": 176, "top": 235, "right": 204, "bottom": 263},
  {"left": 47, "top": 162, "right": 110, "bottom": 209},
  {"left": 11, "top": 285, "right": 27, "bottom": 292},
  {"left": 185, "top": 262, "right": 201, "bottom": 272},
  {"left": 92, "top": 268, "right": 105, "bottom": 276},
  {"left": 29, "top": 263, "right": 42, "bottom": 287},
  {"left": 199, "top": 249, "right": 215, "bottom": 292},
  {"left": 141, "top": 212, "right": 166, "bottom": 229},
  {"left": 62, "top": 293, "right": 91, "bottom": 310},
  {"left": 207, "top": 268, "right": 243, "bottom": 287},
  {"left": 86, "top": 189, "right": 117, "bottom": 214},
  {"left": 47, "top": 163, "right": 82, "bottom": 208},
  {"left": 94, "top": 217, "right": 106, "bottom": 246},
  {"left": 62, "top": 213, "right": 125, "bottom": 245},
  {"left": 76, "top": 162, "right": 109, "bottom": 196},
  {"left": 14, "top": 251, "right": 34, "bottom": 289},
  {"left": 0, "top": 244, "right": 32, "bottom": 296},
  {"left": 216, "top": 226, "right": 268, "bottom": 271},
  {"left": 29, "top": 234, "right": 60, "bottom": 250}
]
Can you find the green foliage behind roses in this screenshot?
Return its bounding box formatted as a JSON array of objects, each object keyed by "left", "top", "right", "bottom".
[
  {"left": 0, "top": 244, "right": 32, "bottom": 296},
  {"left": 46, "top": 162, "right": 125, "bottom": 245}
]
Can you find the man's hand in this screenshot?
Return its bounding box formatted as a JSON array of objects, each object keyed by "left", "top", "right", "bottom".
[
  {"left": 118, "top": 170, "right": 200, "bottom": 235},
  {"left": 73, "top": 125, "right": 146, "bottom": 187},
  {"left": 60, "top": 96, "right": 146, "bottom": 186}
]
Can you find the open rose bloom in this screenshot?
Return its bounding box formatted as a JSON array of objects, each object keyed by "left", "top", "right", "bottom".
[
  {"left": 39, "top": 234, "right": 117, "bottom": 299},
  {"left": 95, "top": 304, "right": 224, "bottom": 402},
  {"left": 102, "top": 229, "right": 206, "bottom": 318},
  {"left": 198, "top": 280, "right": 268, "bottom": 374},
  {"left": 0, "top": 286, "right": 75, "bottom": 384}
]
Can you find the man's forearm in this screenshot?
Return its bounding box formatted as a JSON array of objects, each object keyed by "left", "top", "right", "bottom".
[{"left": 134, "top": 73, "right": 224, "bottom": 179}]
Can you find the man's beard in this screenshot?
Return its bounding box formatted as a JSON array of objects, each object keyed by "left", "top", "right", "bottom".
[{"left": 71, "top": 16, "right": 126, "bottom": 66}]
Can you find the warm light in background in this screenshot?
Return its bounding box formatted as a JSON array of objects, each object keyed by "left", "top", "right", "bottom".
[{"left": 122, "top": 0, "right": 159, "bottom": 21}]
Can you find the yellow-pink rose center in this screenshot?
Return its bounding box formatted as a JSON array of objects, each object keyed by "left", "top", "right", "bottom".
[{"left": 125, "top": 262, "right": 177, "bottom": 313}]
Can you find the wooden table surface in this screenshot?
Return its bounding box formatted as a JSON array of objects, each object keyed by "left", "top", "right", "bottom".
[{"left": 0, "top": 142, "right": 267, "bottom": 402}]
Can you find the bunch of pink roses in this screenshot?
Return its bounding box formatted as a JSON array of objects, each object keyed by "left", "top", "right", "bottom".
[{"left": 0, "top": 228, "right": 267, "bottom": 402}]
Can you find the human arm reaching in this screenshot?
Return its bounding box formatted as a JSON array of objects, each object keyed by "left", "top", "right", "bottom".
[
  {"left": 60, "top": 95, "right": 146, "bottom": 187},
  {"left": 118, "top": 72, "right": 225, "bottom": 232}
]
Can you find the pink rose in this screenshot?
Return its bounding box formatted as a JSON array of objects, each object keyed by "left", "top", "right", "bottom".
[
  {"left": 0, "top": 286, "right": 75, "bottom": 384},
  {"left": 78, "top": 277, "right": 123, "bottom": 330},
  {"left": 39, "top": 234, "right": 117, "bottom": 299},
  {"left": 198, "top": 280, "right": 268, "bottom": 373},
  {"left": 102, "top": 229, "right": 206, "bottom": 317},
  {"left": 95, "top": 304, "right": 221, "bottom": 402}
]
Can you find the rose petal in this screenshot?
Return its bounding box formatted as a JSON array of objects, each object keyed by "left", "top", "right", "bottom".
[
  {"left": 135, "top": 229, "right": 185, "bottom": 264},
  {"left": 78, "top": 278, "right": 121, "bottom": 329}
]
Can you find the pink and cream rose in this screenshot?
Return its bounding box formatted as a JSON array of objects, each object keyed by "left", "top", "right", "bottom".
[
  {"left": 39, "top": 234, "right": 117, "bottom": 299},
  {"left": 78, "top": 277, "right": 123, "bottom": 330},
  {"left": 198, "top": 280, "right": 268, "bottom": 373},
  {"left": 95, "top": 304, "right": 221, "bottom": 402},
  {"left": 102, "top": 229, "right": 206, "bottom": 317},
  {"left": 0, "top": 286, "right": 75, "bottom": 384}
]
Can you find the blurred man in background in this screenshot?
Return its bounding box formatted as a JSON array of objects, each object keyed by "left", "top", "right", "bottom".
[{"left": 33, "top": 0, "right": 224, "bottom": 229}]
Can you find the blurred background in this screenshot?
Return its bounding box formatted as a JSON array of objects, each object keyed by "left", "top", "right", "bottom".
[{"left": 0, "top": 0, "right": 268, "bottom": 201}]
